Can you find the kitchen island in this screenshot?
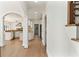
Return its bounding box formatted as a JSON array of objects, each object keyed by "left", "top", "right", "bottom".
[{"left": 5, "top": 28, "right": 23, "bottom": 40}]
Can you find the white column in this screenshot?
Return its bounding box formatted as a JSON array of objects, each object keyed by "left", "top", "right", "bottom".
[
  {"left": 22, "top": 16, "right": 28, "bottom": 48},
  {"left": 42, "top": 14, "right": 45, "bottom": 46},
  {"left": 0, "top": 17, "right": 4, "bottom": 47}
]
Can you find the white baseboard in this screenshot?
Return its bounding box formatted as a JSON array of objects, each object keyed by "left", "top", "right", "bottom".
[{"left": 46, "top": 48, "right": 52, "bottom": 57}]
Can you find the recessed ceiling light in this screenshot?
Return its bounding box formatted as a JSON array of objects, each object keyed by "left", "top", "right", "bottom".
[
  {"left": 34, "top": 0, "right": 38, "bottom": 3},
  {"left": 34, "top": 12, "right": 38, "bottom": 14}
]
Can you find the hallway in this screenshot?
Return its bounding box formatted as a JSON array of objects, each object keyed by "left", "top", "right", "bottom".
[{"left": 1, "top": 37, "right": 47, "bottom": 57}]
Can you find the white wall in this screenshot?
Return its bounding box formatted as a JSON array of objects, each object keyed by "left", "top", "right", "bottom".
[
  {"left": 0, "top": 17, "right": 4, "bottom": 47},
  {"left": 47, "top": 1, "right": 79, "bottom": 57},
  {"left": 65, "top": 26, "right": 79, "bottom": 56},
  {"left": 47, "top": 1, "right": 72, "bottom": 57}
]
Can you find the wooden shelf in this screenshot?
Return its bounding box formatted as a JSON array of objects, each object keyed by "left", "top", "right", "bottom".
[
  {"left": 74, "top": 8, "right": 79, "bottom": 10},
  {"left": 74, "top": 14, "right": 79, "bottom": 16},
  {"left": 73, "top": 3, "right": 79, "bottom": 5},
  {"left": 65, "top": 24, "right": 79, "bottom": 26},
  {"left": 71, "top": 38, "right": 79, "bottom": 42},
  {"left": 65, "top": 24, "right": 75, "bottom": 26}
]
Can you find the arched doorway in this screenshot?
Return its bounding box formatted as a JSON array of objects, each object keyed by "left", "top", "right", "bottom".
[
  {"left": 1, "top": 12, "right": 29, "bottom": 56},
  {"left": 3, "top": 12, "right": 23, "bottom": 45}
]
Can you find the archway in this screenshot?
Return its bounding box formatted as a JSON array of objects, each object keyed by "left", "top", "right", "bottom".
[{"left": 3, "top": 12, "right": 23, "bottom": 46}]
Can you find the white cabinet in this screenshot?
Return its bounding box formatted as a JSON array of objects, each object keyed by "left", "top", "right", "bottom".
[
  {"left": 5, "top": 32, "right": 13, "bottom": 40},
  {"left": 28, "top": 32, "right": 33, "bottom": 40},
  {"left": 19, "top": 31, "right": 23, "bottom": 41}
]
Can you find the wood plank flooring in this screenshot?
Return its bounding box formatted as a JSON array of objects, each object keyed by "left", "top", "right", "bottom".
[
  {"left": 0, "top": 47, "right": 1, "bottom": 57},
  {"left": 1, "top": 37, "right": 47, "bottom": 57}
]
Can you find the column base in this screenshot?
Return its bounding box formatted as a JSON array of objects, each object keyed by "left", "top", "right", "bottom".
[
  {"left": 22, "top": 43, "right": 28, "bottom": 48},
  {"left": 24, "top": 45, "right": 28, "bottom": 48}
]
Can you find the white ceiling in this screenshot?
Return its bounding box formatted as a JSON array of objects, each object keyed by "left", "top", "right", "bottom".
[
  {"left": 26, "top": 1, "right": 46, "bottom": 20},
  {"left": 3, "top": 1, "right": 47, "bottom": 22},
  {"left": 4, "top": 13, "right": 22, "bottom": 23}
]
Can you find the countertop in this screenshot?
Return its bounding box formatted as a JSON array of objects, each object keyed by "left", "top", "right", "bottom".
[{"left": 5, "top": 28, "right": 23, "bottom": 32}]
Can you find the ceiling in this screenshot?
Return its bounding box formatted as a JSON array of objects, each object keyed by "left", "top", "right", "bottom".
[
  {"left": 3, "top": 1, "right": 47, "bottom": 22},
  {"left": 26, "top": 1, "right": 47, "bottom": 20},
  {"left": 4, "top": 13, "right": 22, "bottom": 23}
]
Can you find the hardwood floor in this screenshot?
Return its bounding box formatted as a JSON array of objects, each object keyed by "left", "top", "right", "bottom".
[
  {"left": 1, "top": 37, "right": 47, "bottom": 57},
  {"left": 0, "top": 47, "right": 1, "bottom": 57}
]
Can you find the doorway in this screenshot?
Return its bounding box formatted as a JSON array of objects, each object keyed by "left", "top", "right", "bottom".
[
  {"left": 34, "top": 24, "right": 39, "bottom": 36},
  {"left": 34, "top": 24, "right": 42, "bottom": 39},
  {"left": 1, "top": 13, "right": 23, "bottom": 56}
]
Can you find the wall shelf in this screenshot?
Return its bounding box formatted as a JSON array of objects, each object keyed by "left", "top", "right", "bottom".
[
  {"left": 74, "top": 8, "right": 79, "bottom": 10},
  {"left": 74, "top": 14, "right": 79, "bottom": 16},
  {"left": 71, "top": 38, "right": 79, "bottom": 42},
  {"left": 73, "top": 4, "right": 79, "bottom": 5},
  {"left": 65, "top": 24, "right": 79, "bottom": 27}
]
